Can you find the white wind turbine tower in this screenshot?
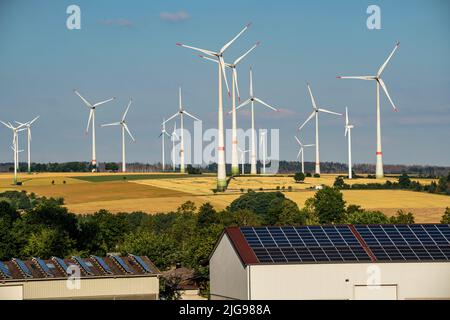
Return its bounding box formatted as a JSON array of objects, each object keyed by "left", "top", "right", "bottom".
[
  {"left": 163, "top": 87, "right": 201, "bottom": 174},
  {"left": 15, "top": 116, "right": 39, "bottom": 173},
  {"left": 236, "top": 67, "right": 279, "bottom": 175},
  {"left": 74, "top": 90, "right": 115, "bottom": 171},
  {"left": 294, "top": 136, "right": 314, "bottom": 174},
  {"left": 345, "top": 107, "right": 355, "bottom": 179},
  {"left": 177, "top": 22, "right": 251, "bottom": 191},
  {"left": 337, "top": 42, "right": 400, "bottom": 178},
  {"left": 198, "top": 41, "right": 260, "bottom": 175},
  {"left": 259, "top": 130, "right": 267, "bottom": 174},
  {"left": 298, "top": 83, "right": 342, "bottom": 175},
  {"left": 170, "top": 122, "right": 180, "bottom": 171},
  {"left": 1, "top": 121, "right": 26, "bottom": 184},
  {"left": 159, "top": 118, "right": 171, "bottom": 172},
  {"left": 237, "top": 147, "right": 250, "bottom": 175},
  {"left": 101, "top": 99, "right": 135, "bottom": 173}
]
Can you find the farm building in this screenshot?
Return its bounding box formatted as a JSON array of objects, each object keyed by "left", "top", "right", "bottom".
[
  {"left": 210, "top": 224, "right": 450, "bottom": 300},
  {"left": 0, "top": 254, "right": 160, "bottom": 300}
]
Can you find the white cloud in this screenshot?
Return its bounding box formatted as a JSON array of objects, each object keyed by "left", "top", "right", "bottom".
[{"left": 160, "top": 11, "right": 190, "bottom": 23}]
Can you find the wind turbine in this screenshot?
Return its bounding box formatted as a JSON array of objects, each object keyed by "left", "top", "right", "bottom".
[
  {"left": 237, "top": 146, "right": 250, "bottom": 175},
  {"left": 177, "top": 22, "right": 252, "bottom": 191},
  {"left": 170, "top": 122, "right": 179, "bottom": 171},
  {"left": 236, "top": 67, "right": 279, "bottom": 175},
  {"left": 259, "top": 130, "right": 267, "bottom": 174},
  {"left": 294, "top": 136, "right": 314, "bottom": 174},
  {"left": 337, "top": 42, "right": 400, "bottom": 178},
  {"left": 298, "top": 83, "right": 342, "bottom": 175},
  {"left": 163, "top": 87, "right": 201, "bottom": 174},
  {"left": 101, "top": 99, "right": 135, "bottom": 173},
  {"left": 74, "top": 90, "right": 115, "bottom": 171},
  {"left": 1, "top": 121, "right": 26, "bottom": 184},
  {"left": 159, "top": 118, "right": 171, "bottom": 172},
  {"left": 199, "top": 41, "right": 260, "bottom": 175},
  {"left": 15, "top": 116, "right": 39, "bottom": 173},
  {"left": 345, "top": 107, "right": 355, "bottom": 179}
]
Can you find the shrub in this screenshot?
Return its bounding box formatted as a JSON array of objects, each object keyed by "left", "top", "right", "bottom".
[
  {"left": 441, "top": 207, "right": 450, "bottom": 224},
  {"left": 390, "top": 210, "right": 415, "bottom": 224},
  {"left": 346, "top": 210, "right": 390, "bottom": 224},
  {"left": 306, "top": 173, "right": 312, "bottom": 178},
  {"left": 313, "top": 187, "right": 346, "bottom": 224},
  {"left": 313, "top": 173, "right": 320, "bottom": 178},
  {"left": 294, "top": 172, "right": 305, "bottom": 183}
]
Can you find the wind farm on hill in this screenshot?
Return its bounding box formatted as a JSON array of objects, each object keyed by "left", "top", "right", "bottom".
[{"left": 0, "top": 22, "right": 448, "bottom": 224}]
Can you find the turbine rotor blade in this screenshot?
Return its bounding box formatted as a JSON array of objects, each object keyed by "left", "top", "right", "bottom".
[
  {"left": 101, "top": 122, "right": 121, "bottom": 127},
  {"left": 29, "top": 116, "right": 40, "bottom": 125},
  {"left": 122, "top": 99, "right": 133, "bottom": 121},
  {"left": 93, "top": 97, "right": 115, "bottom": 107},
  {"left": 345, "top": 107, "right": 349, "bottom": 125},
  {"left": 318, "top": 108, "right": 342, "bottom": 116},
  {"left": 219, "top": 56, "right": 230, "bottom": 96},
  {"left": 254, "top": 97, "right": 278, "bottom": 111},
  {"left": 233, "top": 69, "right": 241, "bottom": 101},
  {"left": 176, "top": 43, "right": 216, "bottom": 57},
  {"left": 183, "top": 110, "right": 201, "bottom": 122},
  {"left": 163, "top": 112, "right": 179, "bottom": 124},
  {"left": 249, "top": 68, "right": 254, "bottom": 97},
  {"left": 198, "top": 55, "right": 219, "bottom": 64},
  {"left": 377, "top": 41, "right": 400, "bottom": 77},
  {"left": 86, "top": 109, "right": 94, "bottom": 132},
  {"left": 307, "top": 83, "right": 318, "bottom": 110},
  {"left": 298, "top": 111, "right": 316, "bottom": 131},
  {"left": 220, "top": 22, "right": 252, "bottom": 54},
  {"left": 235, "top": 98, "right": 251, "bottom": 112},
  {"left": 233, "top": 41, "right": 260, "bottom": 66},
  {"left": 378, "top": 78, "right": 398, "bottom": 111},
  {"left": 123, "top": 123, "right": 135, "bottom": 142},
  {"left": 294, "top": 136, "right": 301, "bottom": 145},
  {"left": 74, "top": 90, "right": 93, "bottom": 108},
  {"left": 337, "top": 76, "right": 375, "bottom": 80}
]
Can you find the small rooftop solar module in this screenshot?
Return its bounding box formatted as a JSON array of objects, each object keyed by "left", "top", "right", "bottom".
[
  {"left": 12, "top": 258, "right": 33, "bottom": 278},
  {"left": 52, "top": 257, "right": 69, "bottom": 275},
  {"left": 32, "top": 258, "right": 53, "bottom": 277},
  {"left": 0, "top": 261, "right": 12, "bottom": 279},
  {"left": 109, "top": 255, "right": 133, "bottom": 274},
  {"left": 72, "top": 256, "right": 94, "bottom": 275},
  {"left": 91, "top": 255, "right": 112, "bottom": 274},
  {"left": 129, "top": 254, "right": 153, "bottom": 273}
]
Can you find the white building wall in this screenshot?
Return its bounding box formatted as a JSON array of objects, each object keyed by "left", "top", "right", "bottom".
[
  {"left": 210, "top": 234, "right": 248, "bottom": 300},
  {"left": 0, "top": 276, "right": 159, "bottom": 300},
  {"left": 249, "top": 262, "right": 450, "bottom": 300}
]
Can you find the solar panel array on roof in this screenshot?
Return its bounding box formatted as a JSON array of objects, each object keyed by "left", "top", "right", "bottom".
[
  {"left": 356, "top": 224, "right": 450, "bottom": 262},
  {"left": 91, "top": 255, "right": 112, "bottom": 274},
  {"left": 13, "top": 258, "right": 33, "bottom": 278},
  {"left": 129, "top": 254, "right": 153, "bottom": 273},
  {"left": 109, "top": 255, "right": 133, "bottom": 274},
  {"left": 241, "top": 226, "right": 371, "bottom": 263},
  {"left": 32, "top": 258, "right": 53, "bottom": 277},
  {"left": 72, "top": 256, "right": 94, "bottom": 275},
  {"left": 0, "top": 261, "right": 12, "bottom": 279}
]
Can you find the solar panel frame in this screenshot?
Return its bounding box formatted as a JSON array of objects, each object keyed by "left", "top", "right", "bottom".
[
  {"left": 13, "top": 258, "right": 33, "bottom": 278},
  {"left": 129, "top": 254, "right": 153, "bottom": 273},
  {"left": 0, "top": 261, "right": 12, "bottom": 279},
  {"left": 110, "top": 255, "right": 133, "bottom": 274},
  {"left": 91, "top": 255, "right": 112, "bottom": 274},
  {"left": 52, "top": 257, "right": 69, "bottom": 275},
  {"left": 72, "top": 256, "right": 94, "bottom": 275},
  {"left": 32, "top": 258, "right": 53, "bottom": 277}
]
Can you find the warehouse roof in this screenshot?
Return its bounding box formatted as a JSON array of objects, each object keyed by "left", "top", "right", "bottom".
[
  {"left": 219, "top": 224, "right": 450, "bottom": 265},
  {"left": 0, "top": 254, "right": 160, "bottom": 281}
]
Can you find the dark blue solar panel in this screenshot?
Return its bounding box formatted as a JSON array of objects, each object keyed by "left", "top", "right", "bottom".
[
  {"left": 52, "top": 257, "right": 69, "bottom": 274},
  {"left": 32, "top": 258, "right": 53, "bottom": 277},
  {"left": 0, "top": 261, "right": 12, "bottom": 279},
  {"left": 13, "top": 258, "right": 33, "bottom": 278},
  {"left": 356, "top": 224, "right": 450, "bottom": 262},
  {"left": 110, "top": 255, "right": 133, "bottom": 274},
  {"left": 129, "top": 254, "right": 153, "bottom": 273},
  {"left": 72, "top": 256, "right": 93, "bottom": 275},
  {"left": 91, "top": 255, "right": 112, "bottom": 274},
  {"left": 241, "top": 226, "right": 371, "bottom": 263}
]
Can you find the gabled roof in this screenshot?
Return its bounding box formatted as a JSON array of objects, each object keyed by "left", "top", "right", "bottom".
[
  {"left": 0, "top": 254, "right": 160, "bottom": 281},
  {"left": 219, "top": 224, "right": 450, "bottom": 266}
]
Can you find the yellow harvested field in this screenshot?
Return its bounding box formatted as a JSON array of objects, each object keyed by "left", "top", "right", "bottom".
[{"left": 0, "top": 172, "right": 448, "bottom": 222}]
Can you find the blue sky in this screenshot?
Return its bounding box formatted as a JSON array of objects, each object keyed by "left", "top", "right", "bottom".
[{"left": 0, "top": 0, "right": 449, "bottom": 166}]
